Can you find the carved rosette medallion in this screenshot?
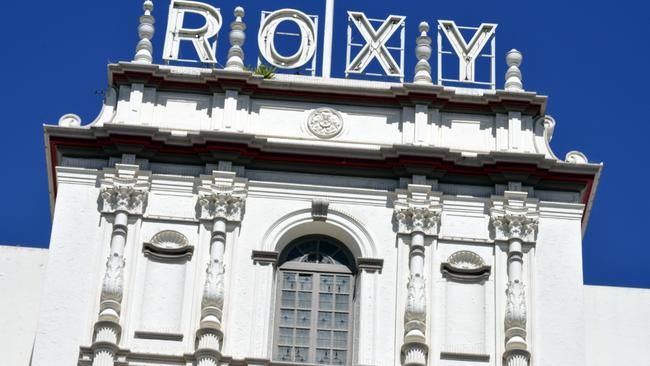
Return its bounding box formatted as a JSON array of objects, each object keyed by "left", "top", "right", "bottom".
[
  {"left": 307, "top": 108, "right": 344, "bottom": 139},
  {"left": 505, "top": 281, "right": 527, "bottom": 330}
]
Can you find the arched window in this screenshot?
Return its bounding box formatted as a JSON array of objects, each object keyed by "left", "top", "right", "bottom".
[{"left": 273, "top": 235, "right": 356, "bottom": 365}]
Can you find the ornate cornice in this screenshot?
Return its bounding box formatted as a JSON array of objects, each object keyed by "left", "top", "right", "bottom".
[
  {"left": 490, "top": 191, "right": 539, "bottom": 242},
  {"left": 197, "top": 171, "right": 248, "bottom": 222},
  {"left": 99, "top": 164, "right": 151, "bottom": 215},
  {"left": 394, "top": 184, "right": 442, "bottom": 236}
]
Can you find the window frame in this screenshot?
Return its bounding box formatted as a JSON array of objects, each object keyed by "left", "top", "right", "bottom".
[{"left": 272, "top": 236, "right": 357, "bottom": 365}]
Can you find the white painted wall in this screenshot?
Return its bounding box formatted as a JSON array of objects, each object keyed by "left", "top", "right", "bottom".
[
  {"left": 0, "top": 245, "right": 48, "bottom": 366},
  {"left": 585, "top": 285, "right": 650, "bottom": 366}
]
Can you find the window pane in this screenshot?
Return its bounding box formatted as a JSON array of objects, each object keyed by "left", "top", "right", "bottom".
[
  {"left": 320, "top": 275, "right": 334, "bottom": 292},
  {"left": 317, "top": 330, "right": 332, "bottom": 348},
  {"left": 294, "top": 347, "right": 309, "bottom": 362},
  {"left": 298, "top": 274, "right": 313, "bottom": 291},
  {"left": 334, "top": 312, "right": 348, "bottom": 330},
  {"left": 277, "top": 346, "right": 292, "bottom": 361},
  {"left": 280, "top": 309, "right": 295, "bottom": 326},
  {"left": 283, "top": 272, "right": 297, "bottom": 290},
  {"left": 295, "top": 328, "right": 310, "bottom": 346},
  {"left": 331, "top": 350, "right": 346, "bottom": 365},
  {"left": 333, "top": 331, "right": 347, "bottom": 348},
  {"left": 319, "top": 293, "right": 333, "bottom": 310},
  {"left": 281, "top": 291, "right": 295, "bottom": 308},
  {"left": 336, "top": 275, "right": 350, "bottom": 293},
  {"left": 335, "top": 294, "right": 349, "bottom": 311},
  {"left": 297, "top": 291, "right": 311, "bottom": 308},
  {"left": 318, "top": 311, "right": 333, "bottom": 328},
  {"left": 316, "top": 349, "right": 331, "bottom": 364},
  {"left": 279, "top": 327, "right": 293, "bottom": 345},
  {"left": 296, "top": 310, "right": 311, "bottom": 327}
]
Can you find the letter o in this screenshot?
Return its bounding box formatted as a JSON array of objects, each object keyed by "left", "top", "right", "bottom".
[{"left": 258, "top": 9, "right": 317, "bottom": 69}]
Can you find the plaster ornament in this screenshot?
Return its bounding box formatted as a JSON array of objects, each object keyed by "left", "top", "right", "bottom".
[
  {"left": 163, "top": 0, "right": 222, "bottom": 63},
  {"left": 101, "top": 254, "right": 125, "bottom": 303},
  {"left": 312, "top": 198, "right": 330, "bottom": 221},
  {"left": 198, "top": 190, "right": 245, "bottom": 221},
  {"left": 505, "top": 281, "right": 527, "bottom": 330},
  {"left": 402, "top": 344, "right": 428, "bottom": 366},
  {"left": 491, "top": 213, "right": 538, "bottom": 242},
  {"left": 505, "top": 49, "right": 523, "bottom": 92},
  {"left": 438, "top": 20, "right": 497, "bottom": 83},
  {"left": 405, "top": 275, "right": 426, "bottom": 323},
  {"left": 258, "top": 9, "right": 317, "bottom": 69},
  {"left": 395, "top": 206, "right": 441, "bottom": 236},
  {"left": 447, "top": 250, "right": 485, "bottom": 270},
  {"left": 307, "top": 108, "right": 344, "bottom": 139},
  {"left": 414, "top": 22, "right": 433, "bottom": 85},
  {"left": 346, "top": 12, "right": 406, "bottom": 79},
  {"left": 150, "top": 230, "right": 189, "bottom": 250},
  {"left": 101, "top": 179, "right": 149, "bottom": 215},
  {"left": 58, "top": 113, "right": 82, "bottom": 127},
  {"left": 225, "top": 7, "right": 246, "bottom": 71},
  {"left": 202, "top": 259, "right": 225, "bottom": 310},
  {"left": 565, "top": 150, "right": 589, "bottom": 164},
  {"left": 134, "top": 0, "right": 155, "bottom": 64}
]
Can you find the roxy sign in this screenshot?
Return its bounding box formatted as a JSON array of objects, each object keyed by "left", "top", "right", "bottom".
[{"left": 162, "top": 0, "right": 497, "bottom": 86}]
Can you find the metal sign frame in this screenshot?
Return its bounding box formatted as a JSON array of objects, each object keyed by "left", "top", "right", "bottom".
[
  {"left": 437, "top": 21, "right": 497, "bottom": 89},
  {"left": 345, "top": 12, "right": 406, "bottom": 82},
  {"left": 258, "top": 10, "right": 319, "bottom": 77}
]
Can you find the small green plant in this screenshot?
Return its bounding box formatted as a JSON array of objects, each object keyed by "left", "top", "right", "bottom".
[{"left": 246, "top": 64, "right": 276, "bottom": 79}]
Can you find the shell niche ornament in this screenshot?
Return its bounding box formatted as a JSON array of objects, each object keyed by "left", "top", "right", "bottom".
[{"left": 307, "top": 108, "right": 344, "bottom": 138}]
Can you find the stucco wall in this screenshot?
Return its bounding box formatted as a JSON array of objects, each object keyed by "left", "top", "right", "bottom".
[
  {"left": 585, "top": 285, "right": 650, "bottom": 366},
  {"left": 0, "top": 245, "right": 48, "bottom": 366}
]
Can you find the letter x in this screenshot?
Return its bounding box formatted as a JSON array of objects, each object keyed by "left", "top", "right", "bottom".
[{"left": 346, "top": 12, "right": 406, "bottom": 78}]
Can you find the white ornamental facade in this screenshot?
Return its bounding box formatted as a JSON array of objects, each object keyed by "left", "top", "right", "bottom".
[{"left": 14, "top": 1, "right": 648, "bottom": 366}]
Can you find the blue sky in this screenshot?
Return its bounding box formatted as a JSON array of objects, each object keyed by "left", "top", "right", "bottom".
[{"left": 1, "top": 1, "right": 648, "bottom": 288}]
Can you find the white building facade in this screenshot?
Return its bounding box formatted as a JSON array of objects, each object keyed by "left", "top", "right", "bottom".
[{"left": 12, "top": 1, "right": 647, "bottom": 365}]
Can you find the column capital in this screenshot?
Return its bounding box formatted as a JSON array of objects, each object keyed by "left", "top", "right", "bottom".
[
  {"left": 100, "top": 164, "right": 151, "bottom": 216},
  {"left": 197, "top": 170, "right": 248, "bottom": 222},
  {"left": 490, "top": 191, "right": 539, "bottom": 242},
  {"left": 394, "top": 184, "right": 442, "bottom": 236}
]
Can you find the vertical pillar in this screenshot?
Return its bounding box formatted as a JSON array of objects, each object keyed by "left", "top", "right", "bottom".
[
  {"left": 91, "top": 164, "right": 151, "bottom": 366},
  {"left": 491, "top": 190, "right": 539, "bottom": 366},
  {"left": 195, "top": 171, "right": 248, "bottom": 365},
  {"left": 394, "top": 183, "right": 442, "bottom": 366}
]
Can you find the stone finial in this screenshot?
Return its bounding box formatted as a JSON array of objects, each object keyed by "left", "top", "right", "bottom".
[
  {"left": 413, "top": 22, "right": 433, "bottom": 85},
  {"left": 134, "top": 0, "right": 155, "bottom": 64},
  {"left": 225, "top": 6, "right": 246, "bottom": 71},
  {"left": 505, "top": 49, "right": 523, "bottom": 92}
]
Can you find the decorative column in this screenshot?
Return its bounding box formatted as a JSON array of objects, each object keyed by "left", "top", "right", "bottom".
[
  {"left": 490, "top": 190, "right": 538, "bottom": 366},
  {"left": 134, "top": 0, "right": 155, "bottom": 64},
  {"left": 414, "top": 22, "right": 433, "bottom": 85},
  {"left": 92, "top": 164, "right": 151, "bottom": 366},
  {"left": 505, "top": 49, "right": 523, "bottom": 92},
  {"left": 195, "top": 171, "right": 248, "bottom": 366},
  {"left": 225, "top": 7, "right": 246, "bottom": 71},
  {"left": 394, "top": 183, "right": 442, "bottom": 366}
]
